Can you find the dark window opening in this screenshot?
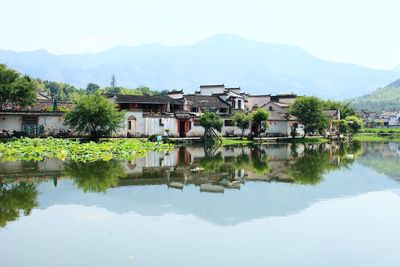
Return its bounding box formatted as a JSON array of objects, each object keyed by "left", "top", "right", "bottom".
[{"left": 224, "top": 120, "right": 234, "bottom": 126}]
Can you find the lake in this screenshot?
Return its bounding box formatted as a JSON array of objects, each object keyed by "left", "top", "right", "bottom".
[{"left": 1, "top": 142, "right": 400, "bottom": 267}]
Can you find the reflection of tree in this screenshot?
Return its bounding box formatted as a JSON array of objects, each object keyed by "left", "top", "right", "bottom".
[
  {"left": 233, "top": 147, "right": 270, "bottom": 174},
  {"left": 199, "top": 152, "right": 224, "bottom": 172},
  {"left": 66, "top": 160, "right": 126, "bottom": 193},
  {"left": 288, "top": 142, "right": 362, "bottom": 185},
  {"left": 0, "top": 182, "right": 38, "bottom": 228},
  {"left": 357, "top": 142, "right": 400, "bottom": 181}
]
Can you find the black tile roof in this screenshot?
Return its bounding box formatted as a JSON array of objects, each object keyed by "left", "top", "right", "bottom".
[
  {"left": 185, "top": 95, "right": 229, "bottom": 109},
  {"left": 199, "top": 84, "right": 225, "bottom": 88},
  {"left": 114, "top": 95, "right": 183, "bottom": 105}
]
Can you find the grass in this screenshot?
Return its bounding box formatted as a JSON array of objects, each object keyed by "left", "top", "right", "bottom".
[
  {"left": 278, "top": 137, "right": 329, "bottom": 144},
  {"left": 222, "top": 137, "right": 328, "bottom": 146},
  {"left": 0, "top": 137, "right": 173, "bottom": 162},
  {"left": 360, "top": 128, "right": 400, "bottom": 134},
  {"left": 221, "top": 138, "right": 253, "bottom": 146},
  {"left": 353, "top": 134, "right": 400, "bottom": 142}
]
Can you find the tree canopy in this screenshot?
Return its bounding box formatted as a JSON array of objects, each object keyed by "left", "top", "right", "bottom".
[
  {"left": 64, "top": 93, "right": 125, "bottom": 140},
  {"left": 86, "top": 83, "right": 100, "bottom": 94},
  {"left": 199, "top": 112, "right": 223, "bottom": 139},
  {"left": 250, "top": 108, "right": 270, "bottom": 137},
  {"left": 0, "top": 64, "right": 38, "bottom": 109},
  {"left": 289, "top": 96, "right": 327, "bottom": 137},
  {"left": 345, "top": 115, "right": 363, "bottom": 134},
  {"left": 233, "top": 112, "right": 251, "bottom": 138}
]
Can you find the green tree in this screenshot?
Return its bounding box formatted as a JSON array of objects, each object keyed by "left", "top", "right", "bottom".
[
  {"left": 345, "top": 115, "right": 363, "bottom": 134},
  {"left": 233, "top": 112, "right": 251, "bottom": 139},
  {"left": 250, "top": 108, "right": 270, "bottom": 138},
  {"left": 333, "top": 119, "right": 349, "bottom": 136},
  {"left": 0, "top": 64, "right": 38, "bottom": 109},
  {"left": 199, "top": 112, "right": 223, "bottom": 140},
  {"left": 64, "top": 93, "right": 125, "bottom": 140},
  {"left": 289, "top": 96, "right": 327, "bottom": 138},
  {"left": 86, "top": 83, "right": 100, "bottom": 94}
]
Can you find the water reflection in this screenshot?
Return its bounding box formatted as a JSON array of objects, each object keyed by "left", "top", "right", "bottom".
[
  {"left": 65, "top": 160, "right": 125, "bottom": 193},
  {"left": 0, "top": 182, "right": 38, "bottom": 228},
  {"left": 1, "top": 142, "right": 400, "bottom": 228}
]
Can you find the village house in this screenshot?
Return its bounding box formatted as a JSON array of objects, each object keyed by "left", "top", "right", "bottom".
[
  {"left": 0, "top": 91, "right": 72, "bottom": 136},
  {"left": 0, "top": 84, "right": 305, "bottom": 138},
  {"left": 380, "top": 111, "right": 400, "bottom": 127},
  {"left": 107, "top": 84, "right": 306, "bottom": 138}
]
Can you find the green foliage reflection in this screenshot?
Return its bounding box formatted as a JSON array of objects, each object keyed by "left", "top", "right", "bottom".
[
  {"left": 0, "top": 182, "right": 38, "bottom": 228},
  {"left": 66, "top": 160, "right": 126, "bottom": 193}
]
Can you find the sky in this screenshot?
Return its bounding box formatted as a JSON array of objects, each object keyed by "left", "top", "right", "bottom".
[{"left": 1, "top": 0, "right": 399, "bottom": 70}]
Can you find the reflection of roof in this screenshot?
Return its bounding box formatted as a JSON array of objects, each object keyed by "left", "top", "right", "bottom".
[
  {"left": 185, "top": 95, "right": 229, "bottom": 109},
  {"left": 115, "top": 95, "right": 183, "bottom": 105}
]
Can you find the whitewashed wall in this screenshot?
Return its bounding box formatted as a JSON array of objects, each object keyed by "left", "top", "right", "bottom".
[
  {"left": 144, "top": 117, "right": 179, "bottom": 136},
  {"left": 38, "top": 116, "right": 68, "bottom": 131},
  {"left": 0, "top": 115, "right": 21, "bottom": 131}
]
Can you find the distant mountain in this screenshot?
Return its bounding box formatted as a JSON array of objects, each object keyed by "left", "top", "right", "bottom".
[
  {"left": 350, "top": 79, "right": 400, "bottom": 111},
  {"left": 1, "top": 34, "right": 399, "bottom": 99}
]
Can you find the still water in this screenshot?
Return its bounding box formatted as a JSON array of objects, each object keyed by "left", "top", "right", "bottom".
[{"left": 1, "top": 142, "right": 400, "bottom": 267}]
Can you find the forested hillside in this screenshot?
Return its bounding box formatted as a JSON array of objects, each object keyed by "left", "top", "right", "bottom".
[{"left": 350, "top": 79, "right": 400, "bottom": 111}]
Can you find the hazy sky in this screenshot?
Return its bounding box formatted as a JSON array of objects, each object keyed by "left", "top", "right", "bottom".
[{"left": 1, "top": 0, "right": 399, "bottom": 69}]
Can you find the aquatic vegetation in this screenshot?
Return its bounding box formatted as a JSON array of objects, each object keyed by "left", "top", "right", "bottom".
[{"left": 0, "top": 138, "right": 173, "bottom": 162}]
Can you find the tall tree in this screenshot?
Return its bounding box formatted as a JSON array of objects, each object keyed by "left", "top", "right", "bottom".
[
  {"left": 199, "top": 112, "right": 223, "bottom": 140},
  {"left": 233, "top": 112, "right": 251, "bottom": 139},
  {"left": 0, "top": 64, "right": 37, "bottom": 109},
  {"left": 250, "top": 108, "right": 270, "bottom": 138},
  {"left": 86, "top": 83, "right": 100, "bottom": 94},
  {"left": 345, "top": 116, "right": 363, "bottom": 135},
  {"left": 290, "top": 96, "right": 327, "bottom": 138},
  {"left": 64, "top": 93, "right": 125, "bottom": 140}
]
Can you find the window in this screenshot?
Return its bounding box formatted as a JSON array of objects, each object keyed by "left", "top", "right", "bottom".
[
  {"left": 128, "top": 121, "right": 132, "bottom": 130},
  {"left": 159, "top": 118, "right": 164, "bottom": 126},
  {"left": 238, "top": 100, "right": 242, "bottom": 109},
  {"left": 191, "top": 107, "right": 198, "bottom": 112},
  {"left": 269, "top": 106, "right": 274, "bottom": 111},
  {"left": 224, "top": 120, "right": 234, "bottom": 126},
  {"left": 219, "top": 108, "right": 227, "bottom": 113},
  {"left": 193, "top": 119, "right": 201, "bottom": 126}
]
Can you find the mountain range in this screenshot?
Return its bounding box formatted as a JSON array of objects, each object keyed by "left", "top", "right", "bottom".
[{"left": 0, "top": 34, "right": 399, "bottom": 99}]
